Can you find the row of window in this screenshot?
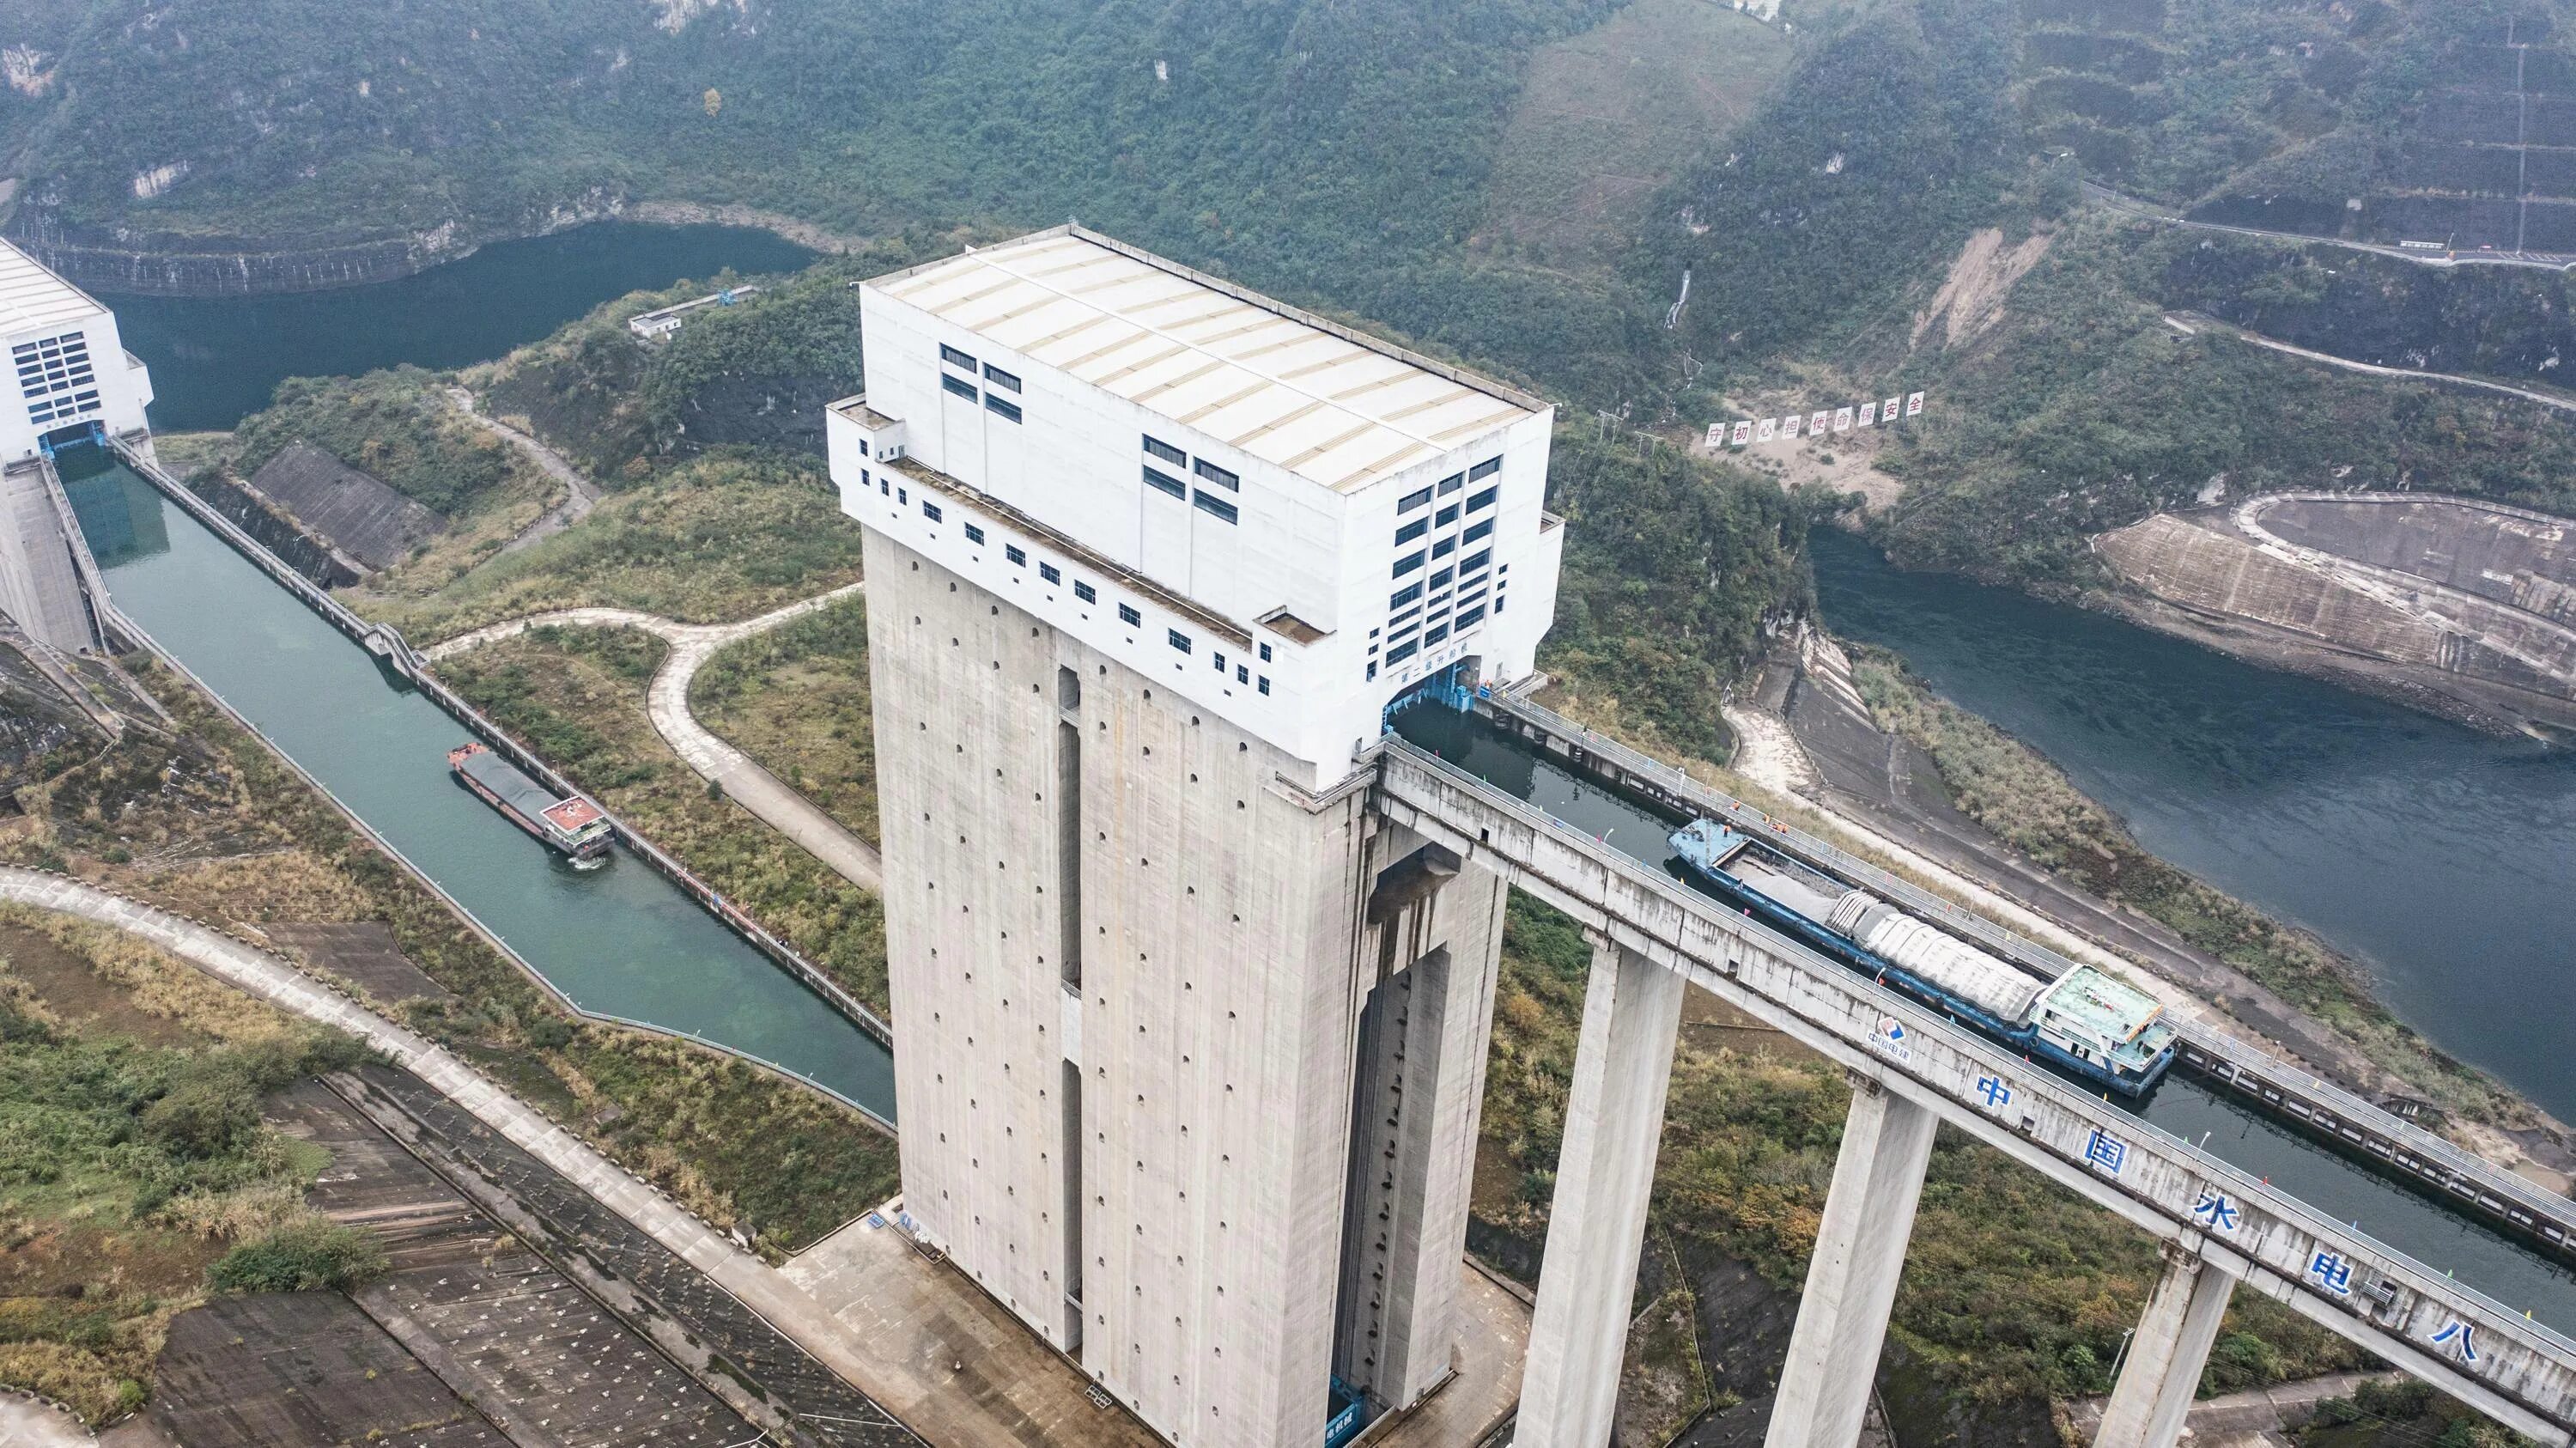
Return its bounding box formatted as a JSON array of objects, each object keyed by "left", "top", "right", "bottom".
[
  {"left": 1395, "top": 457, "right": 1500, "bottom": 517},
  {"left": 1142, "top": 464, "right": 1236, "bottom": 524},
  {"left": 889, "top": 474, "right": 1278, "bottom": 697},
  {"left": 940, "top": 371, "right": 1024, "bottom": 424},
  {"left": 1142, "top": 434, "right": 1239, "bottom": 492},
  {"left": 1389, "top": 488, "right": 1498, "bottom": 568},
  {"left": 1164, "top": 628, "right": 1275, "bottom": 694},
  {"left": 940, "top": 342, "right": 1021, "bottom": 394}
]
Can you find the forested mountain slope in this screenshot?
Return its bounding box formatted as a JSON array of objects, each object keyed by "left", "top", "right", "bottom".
[
  {"left": 19, "top": 0, "right": 2576, "bottom": 608},
  {"left": 0, "top": 0, "right": 1679, "bottom": 391}
]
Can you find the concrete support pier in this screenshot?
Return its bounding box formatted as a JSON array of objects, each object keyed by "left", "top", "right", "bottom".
[
  {"left": 1765, "top": 1083, "right": 1938, "bottom": 1448},
  {"left": 2093, "top": 1250, "right": 2239, "bottom": 1448},
  {"left": 1515, "top": 940, "right": 1685, "bottom": 1448}
]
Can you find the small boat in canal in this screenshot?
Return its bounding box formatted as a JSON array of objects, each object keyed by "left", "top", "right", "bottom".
[{"left": 447, "top": 741, "right": 612, "bottom": 867}]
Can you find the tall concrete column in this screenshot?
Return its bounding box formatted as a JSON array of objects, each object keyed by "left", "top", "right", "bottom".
[
  {"left": 1764, "top": 1081, "right": 1938, "bottom": 1448},
  {"left": 1334, "top": 836, "right": 1510, "bottom": 1415},
  {"left": 2093, "top": 1250, "right": 2238, "bottom": 1448},
  {"left": 1516, "top": 940, "right": 1685, "bottom": 1448}
]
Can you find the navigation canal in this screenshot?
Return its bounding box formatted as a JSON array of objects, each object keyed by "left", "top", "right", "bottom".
[
  {"left": 1809, "top": 530, "right": 2576, "bottom": 1128},
  {"left": 1394, "top": 705, "right": 2576, "bottom": 1331},
  {"left": 73, "top": 221, "right": 892, "bottom": 1118}
]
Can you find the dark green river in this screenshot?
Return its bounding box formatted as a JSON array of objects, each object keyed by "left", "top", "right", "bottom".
[
  {"left": 106, "top": 222, "right": 817, "bottom": 433},
  {"left": 1808, "top": 529, "right": 2576, "bottom": 1126}
]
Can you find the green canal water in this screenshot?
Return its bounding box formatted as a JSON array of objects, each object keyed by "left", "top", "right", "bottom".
[
  {"left": 68, "top": 456, "right": 896, "bottom": 1117},
  {"left": 74, "top": 221, "right": 895, "bottom": 1119}
]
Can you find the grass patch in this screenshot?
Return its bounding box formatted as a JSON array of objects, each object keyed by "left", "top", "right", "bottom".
[
  {"left": 0, "top": 914, "right": 371, "bottom": 1424},
  {"left": 354, "top": 452, "right": 866, "bottom": 643},
  {"left": 234, "top": 367, "right": 524, "bottom": 517},
  {"left": 439, "top": 625, "right": 890, "bottom": 1016},
  {"left": 1484, "top": 0, "right": 1790, "bottom": 271},
  {"left": 205, "top": 1219, "right": 386, "bottom": 1293},
  {"left": 1846, "top": 644, "right": 2534, "bottom": 1129},
  {"left": 1474, "top": 890, "right": 2360, "bottom": 1417},
  {"left": 691, "top": 593, "right": 879, "bottom": 847}
]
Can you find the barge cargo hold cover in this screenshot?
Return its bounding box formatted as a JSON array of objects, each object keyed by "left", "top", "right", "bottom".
[{"left": 448, "top": 741, "right": 611, "bottom": 866}]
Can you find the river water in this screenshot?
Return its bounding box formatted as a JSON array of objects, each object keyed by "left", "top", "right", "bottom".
[
  {"left": 106, "top": 222, "right": 817, "bottom": 433},
  {"left": 70, "top": 222, "right": 897, "bottom": 1120},
  {"left": 1808, "top": 530, "right": 2576, "bottom": 1128}
]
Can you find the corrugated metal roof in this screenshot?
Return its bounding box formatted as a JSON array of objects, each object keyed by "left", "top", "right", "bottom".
[
  {"left": 877, "top": 232, "right": 1535, "bottom": 492},
  {"left": 0, "top": 240, "right": 101, "bottom": 339}
]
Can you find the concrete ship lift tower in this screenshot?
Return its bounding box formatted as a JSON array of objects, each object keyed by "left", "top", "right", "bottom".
[{"left": 829, "top": 227, "right": 1563, "bottom": 1448}]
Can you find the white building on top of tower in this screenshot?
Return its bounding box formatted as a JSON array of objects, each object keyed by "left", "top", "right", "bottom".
[
  {"left": 0, "top": 238, "right": 153, "bottom": 464},
  {"left": 827, "top": 226, "right": 1561, "bottom": 787}
]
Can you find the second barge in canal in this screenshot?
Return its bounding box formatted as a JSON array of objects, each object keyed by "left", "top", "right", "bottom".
[{"left": 448, "top": 741, "right": 612, "bottom": 867}]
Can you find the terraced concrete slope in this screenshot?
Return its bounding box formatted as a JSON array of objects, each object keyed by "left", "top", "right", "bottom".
[{"left": 2095, "top": 492, "right": 2576, "bottom": 734}]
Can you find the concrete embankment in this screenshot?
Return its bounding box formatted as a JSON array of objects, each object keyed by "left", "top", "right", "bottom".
[
  {"left": 2094, "top": 492, "right": 2576, "bottom": 736},
  {"left": 6, "top": 196, "right": 613, "bottom": 295}
]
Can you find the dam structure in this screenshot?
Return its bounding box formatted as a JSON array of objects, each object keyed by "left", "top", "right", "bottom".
[
  {"left": 831, "top": 226, "right": 1564, "bottom": 1448},
  {"left": 835, "top": 230, "right": 2576, "bottom": 1448}
]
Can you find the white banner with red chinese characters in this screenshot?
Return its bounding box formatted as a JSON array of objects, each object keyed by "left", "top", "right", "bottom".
[{"left": 1705, "top": 391, "right": 1926, "bottom": 451}]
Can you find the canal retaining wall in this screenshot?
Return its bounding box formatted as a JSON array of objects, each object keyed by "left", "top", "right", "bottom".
[
  {"left": 180, "top": 465, "right": 364, "bottom": 588},
  {"left": 105, "top": 435, "right": 896, "bottom": 1060}
]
